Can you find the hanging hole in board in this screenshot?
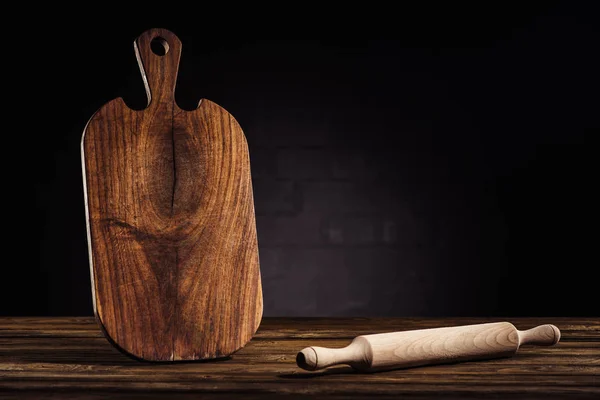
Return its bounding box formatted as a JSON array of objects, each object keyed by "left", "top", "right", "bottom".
[{"left": 151, "top": 37, "right": 169, "bottom": 56}]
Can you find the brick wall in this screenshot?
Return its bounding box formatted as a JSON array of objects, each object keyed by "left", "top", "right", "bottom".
[
  {"left": 245, "top": 109, "right": 507, "bottom": 317},
  {"left": 16, "top": 31, "right": 596, "bottom": 318}
]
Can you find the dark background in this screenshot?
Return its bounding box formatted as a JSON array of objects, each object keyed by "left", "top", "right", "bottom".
[{"left": 7, "top": 4, "right": 598, "bottom": 317}]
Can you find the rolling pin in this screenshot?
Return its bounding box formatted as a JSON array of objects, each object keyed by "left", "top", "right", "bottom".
[{"left": 296, "top": 322, "right": 560, "bottom": 372}]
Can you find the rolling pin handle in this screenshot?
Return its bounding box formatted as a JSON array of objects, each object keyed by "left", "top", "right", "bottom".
[
  {"left": 518, "top": 324, "right": 561, "bottom": 346},
  {"left": 297, "top": 340, "right": 367, "bottom": 371}
]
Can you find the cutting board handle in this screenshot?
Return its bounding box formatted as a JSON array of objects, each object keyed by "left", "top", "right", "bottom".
[{"left": 134, "top": 28, "right": 182, "bottom": 108}]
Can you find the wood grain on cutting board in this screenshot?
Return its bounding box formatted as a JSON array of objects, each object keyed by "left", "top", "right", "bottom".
[{"left": 81, "top": 29, "right": 262, "bottom": 361}]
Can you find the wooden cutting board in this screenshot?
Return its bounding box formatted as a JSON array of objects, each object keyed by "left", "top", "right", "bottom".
[{"left": 81, "top": 28, "right": 262, "bottom": 361}]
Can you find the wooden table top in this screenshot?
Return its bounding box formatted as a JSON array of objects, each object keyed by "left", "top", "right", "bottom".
[{"left": 0, "top": 317, "right": 598, "bottom": 399}]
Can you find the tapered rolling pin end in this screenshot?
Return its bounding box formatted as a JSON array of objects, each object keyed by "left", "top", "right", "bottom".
[
  {"left": 552, "top": 325, "right": 561, "bottom": 345},
  {"left": 518, "top": 324, "right": 561, "bottom": 346},
  {"left": 547, "top": 324, "right": 561, "bottom": 345},
  {"left": 296, "top": 347, "right": 319, "bottom": 371}
]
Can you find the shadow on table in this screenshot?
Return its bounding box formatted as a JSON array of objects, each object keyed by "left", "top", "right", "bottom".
[
  {"left": 2, "top": 339, "right": 232, "bottom": 366},
  {"left": 278, "top": 366, "right": 356, "bottom": 378}
]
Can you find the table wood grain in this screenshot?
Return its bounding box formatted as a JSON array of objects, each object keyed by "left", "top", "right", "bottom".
[{"left": 0, "top": 317, "right": 598, "bottom": 399}]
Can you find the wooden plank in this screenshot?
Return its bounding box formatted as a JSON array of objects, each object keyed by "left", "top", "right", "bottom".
[
  {"left": 1, "top": 393, "right": 598, "bottom": 400},
  {"left": 0, "top": 338, "right": 598, "bottom": 372},
  {"left": 1, "top": 337, "right": 598, "bottom": 357},
  {"left": 1, "top": 317, "right": 598, "bottom": 339},
  {"left": 1, "top": 359, "right": 598, "bottom": 375},
  {"left": 1, "top": 379, "right": 598, "bottom": 396}
]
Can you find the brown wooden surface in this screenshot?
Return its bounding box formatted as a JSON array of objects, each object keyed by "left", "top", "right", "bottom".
[
  {"left": 0, "top": 318, "right": 598, "bottom": 399},
  {"left": 81, "top": 28, "right": 261, "bottom": 361}
]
